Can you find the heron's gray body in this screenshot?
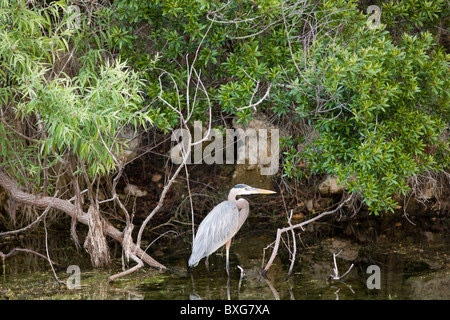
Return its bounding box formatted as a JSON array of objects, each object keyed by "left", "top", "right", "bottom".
[
  {"left": 188, "top": 184, "right": 275, "bottom": 275},
  {"left": 188, "top": 199, "right": 248, "bottom": 267}
]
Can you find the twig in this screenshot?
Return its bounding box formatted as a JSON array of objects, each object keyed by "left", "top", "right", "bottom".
[
  {"left": 328, "top": 250, "right": 354, "bottom": 281},
  {"left": 134, "top": 147, "right": 190, "bottom": 255},
  {"left": 142, "top": 230, "right": 178, "bottom": 255},
  {"left": 235, "top": 84, "right": 272, "bottom": 111},
  {"left": 0, "top": 248, "right": 58, "bottom": 266},
  {"left": 44, "top": 216, "right": 66, "bottom": 286},
  {"left": 262, "top": 194, "right": 353, "bottom": 276},
  {"left": 68, "top": 189, "right": 88, "bottom": 202},
  {"left": 109, "top": 39, "right": 214, "bottom": 281}
]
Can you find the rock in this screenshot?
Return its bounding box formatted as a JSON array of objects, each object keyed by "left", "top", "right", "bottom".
[
  {"left": 231, "top": 116, "right": 279, "bottom": 188},
  {"left": 319, "top": 175, "right": 345, "bottom": 196},
  {"left": 124, "top": 184, "right": 148, "bottom": 197},
  {"left": 151, "top": 174, "right": 162, "bottom": 182},
  {"left": 118, "top": 127, "right": 141, "bottom": 163},
  {"left": 328, "top": 238, "right": 359, "bottom": 261},
  {"left": 422, "top": 231, "right": 434, "bottom": 242},
  {"left": 306, "top": 199, "right": 314, "bottom": 212},
  {"left": 306, "top": 199, "right": 321, "bottom": 212},
  {"left": 407, "top": 271, "right": 450, "bottom": 300}
]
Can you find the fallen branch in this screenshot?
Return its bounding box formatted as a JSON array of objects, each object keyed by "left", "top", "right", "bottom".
[
  {"left": 0, "top": 171, "right": 166, "bottom": 270},
  {"left": 261, "top": 194, "right": 353, "bottom": 277},
  {"left": 0, "top": 190, "right": 58, "bottom": 237}
]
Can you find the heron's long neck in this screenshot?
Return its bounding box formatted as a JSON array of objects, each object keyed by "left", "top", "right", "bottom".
[
  {"left": 228, "top": 189, "right": 241, "bottom": 204},
  {"left": 235, "top": 198, "right": 250, "bottom": 229},
  {"left": 228, "top": 190, "right": 250, "bottom": 227}
]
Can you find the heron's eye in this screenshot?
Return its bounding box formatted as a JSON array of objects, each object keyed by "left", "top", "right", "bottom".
[{"left": 244, "top": 187, "right": 248, "bottom": 190}]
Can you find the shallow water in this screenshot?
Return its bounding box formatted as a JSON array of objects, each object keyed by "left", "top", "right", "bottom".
[{"left": 1, "top": 229, "right": 449, "bottom": 300}]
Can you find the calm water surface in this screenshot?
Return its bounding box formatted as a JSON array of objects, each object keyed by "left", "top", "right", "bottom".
[{"left": 1, "top": 229, "right": 449, "bottom": 300}]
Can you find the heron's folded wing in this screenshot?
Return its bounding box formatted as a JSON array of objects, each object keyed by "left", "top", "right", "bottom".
[{"left": 192, "top": 201, "right": 240, "bottom": 259}]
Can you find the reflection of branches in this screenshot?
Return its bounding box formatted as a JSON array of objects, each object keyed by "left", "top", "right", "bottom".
[
  {"left": 329, "top": 282, "right": 355, "bottom": 300},
  {"left": 286, "top": 209, "right": 297, "bottom": 279},
  {"left": 237, "top": 265, "right": 245, "bottom": 294},
  {"left": 262, "top": 276, "right": 280, "bottom": 300},
  {"left": 262, "top": 194, "right": 353, "bottom": 277}
]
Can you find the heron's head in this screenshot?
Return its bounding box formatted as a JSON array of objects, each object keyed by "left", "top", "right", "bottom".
[{"left": 231, "top": 184, "right": 277, "bottom": 196}]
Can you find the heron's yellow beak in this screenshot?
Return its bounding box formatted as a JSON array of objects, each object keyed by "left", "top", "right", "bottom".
[{"left": 246, "top": 187, "right": 277, "bottom": 195}]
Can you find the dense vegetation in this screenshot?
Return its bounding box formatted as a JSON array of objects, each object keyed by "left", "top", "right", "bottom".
[{"left": 0, "top": 0, "right": 448, "bottom": 269}]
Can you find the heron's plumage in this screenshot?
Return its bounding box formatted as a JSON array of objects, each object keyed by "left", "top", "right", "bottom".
[
  {"left": 188, "top": 201, "right": 240, "bottom": 267},
  {"left": 188, "top": 184, "right": 276, "bottom": 274}
]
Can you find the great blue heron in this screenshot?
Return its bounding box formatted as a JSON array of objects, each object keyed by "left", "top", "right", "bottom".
[{"left": 188, "top": 184, "right": 276, "bottom": 276}]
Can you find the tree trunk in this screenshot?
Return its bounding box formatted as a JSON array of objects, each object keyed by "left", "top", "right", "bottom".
[{"left": 0, "top": 171, "right": 167, "bottom": 270}]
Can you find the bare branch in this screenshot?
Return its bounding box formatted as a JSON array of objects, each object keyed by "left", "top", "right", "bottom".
[
  {"left": 43, "top": 215, "right": 66, "bottom": 286},
  {"left": 108, "top": 253, "right": 144, "bottom": 282},
  {"left": 328, "top": 250, "right": 354, "bottom": 293},
  {"left": 262, "top": 194, "right": 353, "bottom": 276},
  {"left": 236, "top": 84, "right": 272, "bottom": 111},
  {"left": 285, "top": 209, "right": 297, "bottom": 279},
  {"left": 0, "top": 247, "right": 58, "bottom": 266}
]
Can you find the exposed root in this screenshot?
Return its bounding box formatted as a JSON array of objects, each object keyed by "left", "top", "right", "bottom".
[{"left": 84, "top": 204, "right": 111, "bottom": 268}]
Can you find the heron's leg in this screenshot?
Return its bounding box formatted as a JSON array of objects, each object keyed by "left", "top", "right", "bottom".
[
  {"left": 205, "top": 256, "right": 210, "bottom": 277},
  {"left": 225, "top": 239, "right": 231, "bottom": 277}
]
